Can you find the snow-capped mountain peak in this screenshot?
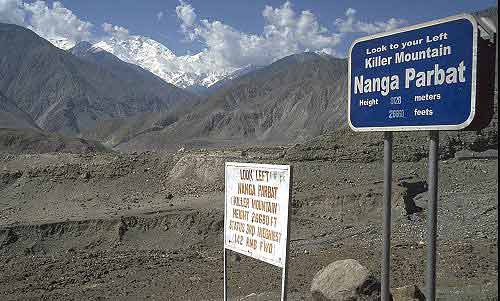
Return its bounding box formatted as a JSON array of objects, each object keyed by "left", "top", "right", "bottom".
[
  {"left": 68, "top": 41, "right": 107, "bottom": 57},
  {"left": 90, "top": 35, "right": 238, "bottom": 89},
  {"left": 57, "top": 33, "right": 257, "bottom": 90},
  {"left": 47, "top": 36, "right": 76, "bottom": 50}
]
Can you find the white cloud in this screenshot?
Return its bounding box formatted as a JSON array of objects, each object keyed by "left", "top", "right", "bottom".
[
  {"left": 0, "top": 0, "right": 25, "bottom": 25},
  {"left": 261, "top": 3, "right": 341, "bottom": 57},
  {"left": 176, "top": 0, "right": 197, "bottom": 41},
  {"left": 157, "top": 11, "right": 164, "bottom": 21},
  {"left": 335, "top": 8, "right": 406, "bottom": 34},
  {"left": 176, "top": 0, "right": 196, "bottom": 28},
  {"left": 177, "top": 1, "right": 342, "bottom": 69},
  {"left": 24, "top": 1, "right": 93, "bottom": 46},
  {"left": 0, "top": 0, "right": 94, "bottom": 49},
  {"left": 102, "top": 22, "right": 129, "bottom": 40}
]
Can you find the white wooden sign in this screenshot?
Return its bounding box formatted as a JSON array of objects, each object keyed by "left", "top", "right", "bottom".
[{"left": 224, "top": 162, "right": 291, "bottom": 268}]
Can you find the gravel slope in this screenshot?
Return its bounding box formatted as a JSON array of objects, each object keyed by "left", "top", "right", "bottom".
[{"left": 0, "top": 147, "right": 497, "bottom": 299}]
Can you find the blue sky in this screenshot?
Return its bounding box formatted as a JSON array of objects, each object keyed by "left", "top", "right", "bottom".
[{"left": 41, "top": 0, "right": 495, "bottom": 55}]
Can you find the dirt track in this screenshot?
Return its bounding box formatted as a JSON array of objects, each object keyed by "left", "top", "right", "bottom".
[{"left": 0, "top": 148, "right": 497, "bottom": 299}]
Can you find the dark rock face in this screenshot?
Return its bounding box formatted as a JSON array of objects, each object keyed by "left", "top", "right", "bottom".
[
  {"left": 397, "top": 180, "right": 428, "bottom": 216},
  {"left": 310, "top": 259, "right": 381, "bottom": 300}
]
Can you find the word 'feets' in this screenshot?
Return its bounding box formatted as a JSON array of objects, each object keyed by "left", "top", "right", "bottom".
[
  {"left": 415, "top": 108, "right": 433, "bottom": 116},
  {"left": 354, "top": 61, "right": 466, "bottom": 96}
]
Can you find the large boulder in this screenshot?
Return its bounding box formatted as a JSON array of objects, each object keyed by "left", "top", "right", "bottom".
[{"left": 310, "top": 259, "right": 380, "bottom": 300}]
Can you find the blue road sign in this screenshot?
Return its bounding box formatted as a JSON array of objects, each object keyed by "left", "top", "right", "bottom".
[{"left": 348, "top": 14, "right": 478, "bottom": 131}]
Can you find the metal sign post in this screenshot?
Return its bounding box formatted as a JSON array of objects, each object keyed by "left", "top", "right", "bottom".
[
  {"left": 426, "top": 131, "right": 439, "bottom": 300},
  {"left": 381, "top": 131, "right": 393, "bottom": 300},
  {"left": 280, "top": 251, "right": 289, "bottom": 301},
  {"left": 223, "top": 248, "right": 228, "bottom": 301},
  {"left": 280, "top": 168, "right": 293, "bottom": 301},
  {"left": 223, "top": 162, "right": 292, "bottom": 301}
]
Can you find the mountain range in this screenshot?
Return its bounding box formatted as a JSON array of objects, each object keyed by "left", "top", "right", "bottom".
[
  {"left": 82, "top": 52, "right": 348, "bottom": 150},
  {"left": 0, "top": 23, "right": 197, "bottom": 136},
  {"left": 46, "top": 31, "right": 263, "bottom": 92}
]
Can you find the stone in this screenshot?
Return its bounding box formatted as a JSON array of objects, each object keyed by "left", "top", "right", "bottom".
[
  {"left": 80, "top": 171, "right": 91, "bottom": 180},
  {"left": 310, "top": 259, "right": 380, "bottom": 300},
  {"left": 391, "top": 285, "right": 425, "bottom": 301}
]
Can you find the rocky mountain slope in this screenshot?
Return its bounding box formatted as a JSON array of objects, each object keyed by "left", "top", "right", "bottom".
[
  {"left": 0, "top": 24, "right": 198, "bottom": 136},
  {"left": 0, "top": 91, "right": 39, "bottom": 130},
  {"left": 79, "top": 112, "right": 178, "bottom": 148},
  {"left": 113, "top": 52, "right": 348, "bottom": 151},
  {"left": 0, "top": 128, "right": 108, "bottom": 154}
]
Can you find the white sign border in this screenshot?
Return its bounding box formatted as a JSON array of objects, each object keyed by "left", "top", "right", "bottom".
[
  {"left": 223, "top": 161, "right": 291, "bottom": 268},
  {"left": 347, "top": 13, "right": 478, "bottom": 132}
]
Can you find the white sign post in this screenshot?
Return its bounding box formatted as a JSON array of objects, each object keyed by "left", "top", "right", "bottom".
[{"left": 224, "top": 162, "right": 292, "bottom": 301}]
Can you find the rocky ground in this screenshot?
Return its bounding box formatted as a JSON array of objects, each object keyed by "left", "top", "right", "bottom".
[{"left": 0, "top": 141, "right": 497, "bottom": 300}]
